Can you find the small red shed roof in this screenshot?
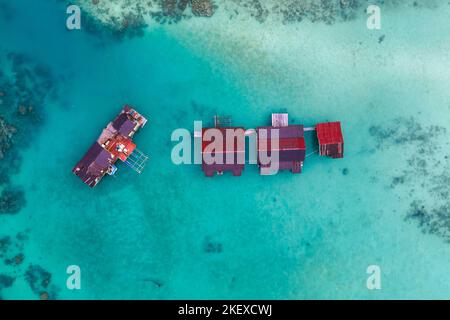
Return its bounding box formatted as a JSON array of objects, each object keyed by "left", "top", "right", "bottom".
[{"left": 316, "top": 122, "right": 343, "bottom": 145}]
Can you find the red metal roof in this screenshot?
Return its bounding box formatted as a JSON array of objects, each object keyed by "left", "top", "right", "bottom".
[
  {"left": 106, "top": 136, "right": 136, "bottom": 162},
  {"left": 201, "top": 128, "right": 246, "bottom": 154},
  {"left": 201, "top": 127, "right": 246, "bottom": 176},
  {"left": 316, "top": 122, "right": 343, "bottom": 145}
]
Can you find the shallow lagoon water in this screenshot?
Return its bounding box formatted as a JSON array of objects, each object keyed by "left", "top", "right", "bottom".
[{"left": 0, "top": 0, "right": 449, "bottom": 299}]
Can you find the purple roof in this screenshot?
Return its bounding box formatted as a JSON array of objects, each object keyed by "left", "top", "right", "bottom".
[
  {"left": 118, "top": 120, "right": 136, "bottom": 136},
  {"left": 72, "top": 143, "right": 113, "bottom": 187},
  {"left": 257, "top": 125, "right": 306, "bottom": 171},
  {"left": 112, "top": 113, "right": 129, "bottom": 130},
  {"left": 278, "top": 149, "right": 306, "bottom": 162},
  {"left": 257, "top": 125, "right": 304, "bottom": 139},
  {"left": 112, "top": 112, "right": 136, "bottom": 137}
]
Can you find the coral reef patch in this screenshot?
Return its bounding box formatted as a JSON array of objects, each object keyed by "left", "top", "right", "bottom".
[
  {"left": 0, "top": 236, "right": 12, "bottom": 259},
  {"left": 0, "top": 274, "right": 15, "bottom": 289},
  {"left": 69, "top": 0, "right": 443, "bottom": 40},
  {"left": 407, "top": 200, "right": 450, "bottom": 242},
  {"left": 0, "top": 274, "right": 15, "bottom": 298},
  {"left": 0, "top": 232, "right": 28, "bottom": 298},
  {"left": 0, "top": 228, "right": 57, "bottom": 299},
  {"left": 203, "top": 236, "right": 223, "bottom": 254},
  {"left": 0, "top": 232, "right": 27, "bottom": 267},
  {"left": 241, "top": 0, "right": 361, "bottom": 24},
  {"left": 0, "top": 188, "right": 26, "bottom": 215},
  {"left": 0, "top": 117, "right": 16, "bottom": 159},
  {"left": 369, "top": 117, "right": 450, "bottom": 243},
  {"left": 25, "top": 264, "right": 58, "bottom": 300},
  {"left": 0, "top": 49, "right": 57, "bottom": 297},
  {"left": 230, "top": 0, "right": 441, "bottom": 24},
  {"left": 68, "top": 0, "right": 217, "bottom": 38},
  {"left": 153, "top": 0, "right": 216, "bottom": 23},
  {"left": 0, "top": 50, "right": 57, "bottom": 214}
]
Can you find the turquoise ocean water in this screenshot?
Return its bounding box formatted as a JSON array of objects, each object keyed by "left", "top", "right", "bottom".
[{"left": 0, "top": 0, "right": 449, "bottom": 299}]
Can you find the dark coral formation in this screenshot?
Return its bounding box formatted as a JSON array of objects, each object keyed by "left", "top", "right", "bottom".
[
  {"left": 1, "top": 53, "right": 55, "bottom": 127},
  {"left": 0, "top": 232, "right": 26, "bottom": 265},
  {"left": 0, "top": 236, "right": 21, "bottom": 298},
  {"left": 191, "top": 0, "right": 216, "bottom": 17},
  {"left": 0, "top": 231, "right": 37, "bottom": 299},
  {"left": 235, "top": 0, "right": 437, "bottom": 24},
  {"left": 0, "top": 274, "right": 15, "bottom": 287},
  {"left": 4, "top": 253, "right": 25, "bottom": 266},
  {"left": 0, "top": 51, "right": 56, "bottom": 215},
  {"left": 71, "top": 0, "right": 446, "bottom": 41},
  {"left": 0, "top": 274, "right": 15, "bottom": 298},
  {"left": 0, "top": 233, "right": 58, "bottom": 299},
  {"left": 0, "top": 236, "right": 12, "bottom": 258},
  {"left": 270, "top": 0, "right": 360, "bottom": 24},
  {"left": 235, "top": 0, "right": 270, "bottom": 23},
  {"left": 0, "top": 188, "right": 26, "bottom": 215},
  {"left": 369, "top": 117, "right": 450, "bottom": 242},
  {"left": 151, "top": 0, "right": 216, "bottom": 24},
  {"left": 25, "top": 264, "right": 58, "bottom": 300},
  {"left": 82, "top": 5, "right": 148, "bottom": 39},
  {"left": 203, "top": 236, "right": 223, "bottom": 253},
  {"left": 70, "top": 0, "right": 216, "bottom": 38},
  {"left": 369, "top": 117, "right": 445, "bottom": 151},
  {"left": 0, "top": 117, "right": 16, "bottom": 161},
  {"left": 407, "top": 201, "right": 450, "bottom": 242},
  {"left": 151, "top": 0, "right": 191, "bottom": 24}
]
